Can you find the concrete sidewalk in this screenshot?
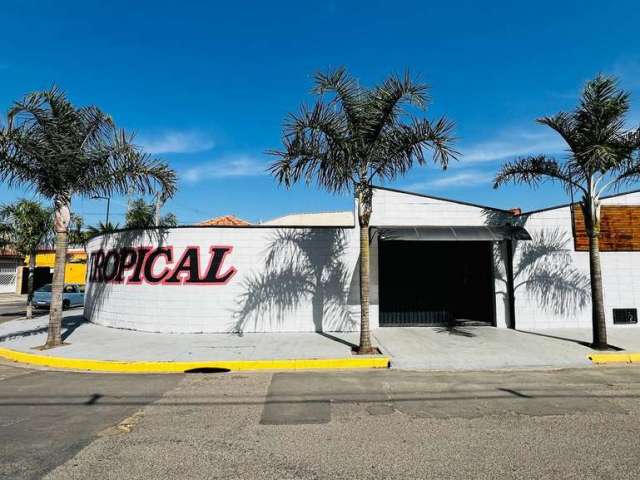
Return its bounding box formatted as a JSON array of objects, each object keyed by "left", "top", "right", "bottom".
[
  {"left": 1, "top": 311, "right": 639, "bottom": 371},
  {"left": 0, "top": 312, "right": 362, "bottom": 363},
  {"left": 373, "top": 325, "right": 640, "bottom": 370},
  {"left": 0, "top": 293, "right": 26, "bottom": 304}
]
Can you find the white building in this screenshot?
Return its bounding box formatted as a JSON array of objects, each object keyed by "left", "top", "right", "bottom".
[{"left": 84, "top": 186, "right": 640, "bottom": 333}]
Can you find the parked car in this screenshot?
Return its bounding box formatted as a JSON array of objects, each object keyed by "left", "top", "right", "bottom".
[{"left": 33, "top": 283, "right": 85, "bottom": 310}]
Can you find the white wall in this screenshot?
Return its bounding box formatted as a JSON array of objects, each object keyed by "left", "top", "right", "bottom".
[
  {"left": 85, "top": 187, "right": 640, "bottom": 334},
  {"left": 513, "top": 192, "right": 640, "bottom": 330},
  {"left": 371, "top": 188, "right": 494, "bottom": 226},
  {"left": 85, "top": 226, "right": 362, "bottom": 333}
]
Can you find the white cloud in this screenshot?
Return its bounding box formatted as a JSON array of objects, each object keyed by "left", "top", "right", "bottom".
[
  {"left": 138, "top": 131, "right": 215, "bottom": 154},
  {"left": 404, "top": 171, "right": 494, "bottom": 191},
  {"left": 460, "top": 130, "right": 566, "bottom": 163},
  {"left": 181, "top": 155, "right": 267, "bottom": 183}
]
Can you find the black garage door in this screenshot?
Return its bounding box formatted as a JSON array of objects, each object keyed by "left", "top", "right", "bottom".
[{"left": 379, "top": 240, "right": 495, "bottom": 326}]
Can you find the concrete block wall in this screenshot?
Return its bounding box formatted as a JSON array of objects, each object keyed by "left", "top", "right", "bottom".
[
  {"left": 371, "top": 187, "right": 495, "bottom": 226},
  {"left": 85, "top": 226, "right": 363, "bottom": 333},
  {"left": 84, "top": 186, "right": 640, "bottom": 333},
  {"left": 513, "top": 191, "right": 640, "bottom": 330}
]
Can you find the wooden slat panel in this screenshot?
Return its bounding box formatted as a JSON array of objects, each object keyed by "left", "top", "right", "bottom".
[{"left": 573, "top": 205, "right": 640, "bottom": 251}]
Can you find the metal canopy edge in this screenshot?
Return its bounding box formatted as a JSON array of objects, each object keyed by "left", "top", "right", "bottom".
[{"left": 375, "top": 225, "right": 531, "bottom": 242}]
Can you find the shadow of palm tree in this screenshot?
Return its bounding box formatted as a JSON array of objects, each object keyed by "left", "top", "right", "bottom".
[
  {"left": 232, "top": 228, "right": 355, "bottom": 334},
  {"left": 482, "top": 209, "right": 590, "bottom": 320},
  {"left": 0, "top": 314, "right": 86, "bottom": 343}
]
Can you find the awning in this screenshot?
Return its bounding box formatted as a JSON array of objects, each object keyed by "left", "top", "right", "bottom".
[{"left": 375, "top": 225, "right": 531, "bottom": 242}]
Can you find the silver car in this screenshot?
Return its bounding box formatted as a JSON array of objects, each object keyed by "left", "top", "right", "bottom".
[{"left": 33, "top": 284, "right": 85, "bottom": 310}]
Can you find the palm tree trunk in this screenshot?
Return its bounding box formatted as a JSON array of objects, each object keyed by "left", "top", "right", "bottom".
[
  {"left": 588, "top": 233, "right": 608, "bottom": 349},
  {"left": 26, "top": 252, "right": 35, "bottom": 319},
  {"left": 44, "top": 198, "right": 70, "bottom": 349},
  {"left": 358, "top": 219, "right": 374, "bottom": 354}
]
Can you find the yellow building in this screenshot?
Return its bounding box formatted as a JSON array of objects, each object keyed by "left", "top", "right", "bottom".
[{"left": 18, "top": 248, "right": 88, "bottom": 292}]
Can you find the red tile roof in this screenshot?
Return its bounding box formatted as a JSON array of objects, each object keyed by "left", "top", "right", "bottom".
[{"left": 196, "top": 215, "right": 250, "bottom": 226}]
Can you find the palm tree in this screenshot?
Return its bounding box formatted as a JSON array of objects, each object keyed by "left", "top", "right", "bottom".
[
  {"left": 494, "top": 75, "right": 640, "bottom": 350},
  {"left": 86, "top": 221, "right": 120, "bottom": 236},
  {"left": 67, "top": 213, "right": 89, "bottom": 248},
  {"left": 0, "top": 199, "right": 53, "bottom": 319},
  {"left": 0, "top": 87, "right": 177, "bottom": 348},
  {"left": 269, "top": 68, "right": 457, "bottom": 353},
  {"left": 125, "top": 198, "right": 177, "bottom": 228}
]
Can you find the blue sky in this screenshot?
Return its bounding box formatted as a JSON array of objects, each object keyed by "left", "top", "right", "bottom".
[{"left": 1, "top": 0, "right": 640, "bottom": 225}]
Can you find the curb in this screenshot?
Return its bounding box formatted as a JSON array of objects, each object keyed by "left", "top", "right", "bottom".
[
  {"left": 588, "top": 352, "right": 640, "bottom": 364},
  {"left": 0, "top": 347, "right": 390, "bottom": 373}
]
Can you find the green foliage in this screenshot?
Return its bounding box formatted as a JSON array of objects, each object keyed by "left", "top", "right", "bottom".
[
  {"left": 0, "top": 86, "right": 177, "bottom": 204},
  {"left": 125, "top": 198, "right": 178, "bottom": 228},
  {"left": 0, "top": 199, "right": 53, "bottom": 256},
  {"left": 493, "top": 74, "right": 640, "bottom": 349},
  {"left": 67, "top": 213, "right": 90, "bottom": 246},
  {"left": 494, "top": 75, "right": 640, "bottom": 203},
  {"left": 269, "top": 67, "right": 457, "bottom": 213},
  {"left": 87, "top": 221, "right": 120, "bottom": 236}
]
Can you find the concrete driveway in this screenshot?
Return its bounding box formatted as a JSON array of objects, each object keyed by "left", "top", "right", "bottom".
[{"left": 372, "top": 326, "right": 640, "bottom": 370}]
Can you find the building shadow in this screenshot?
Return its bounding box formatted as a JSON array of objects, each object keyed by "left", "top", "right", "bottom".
[
  {"left": 231, "top": 228, "right": 356, "bottom": 334},
  {"left": 60, "top": 315, "right": 87, "bottom": 342}
]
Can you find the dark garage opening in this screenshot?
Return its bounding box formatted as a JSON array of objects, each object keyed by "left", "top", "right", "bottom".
[{"left": 379, "top": 240, "right": 495, "bottom": 327}]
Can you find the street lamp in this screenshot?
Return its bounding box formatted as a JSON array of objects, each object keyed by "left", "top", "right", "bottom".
[{"left": 92, "top": 196, "right": 111, "bottom": 224}]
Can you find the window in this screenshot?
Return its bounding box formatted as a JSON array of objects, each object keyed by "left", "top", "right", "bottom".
[{"left": 613, "top": 309, "right": 638, "bottom": 325}]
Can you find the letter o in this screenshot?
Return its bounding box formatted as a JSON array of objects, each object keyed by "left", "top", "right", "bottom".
[{"left": 103, "top": 250, "right": 121, "bottom": 282}]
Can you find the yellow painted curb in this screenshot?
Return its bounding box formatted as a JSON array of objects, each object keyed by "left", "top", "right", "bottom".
[
  {"left": 0, "top": 346, "right": 390, "bottom": 373},
  {"left": 588, "top": 352, "right": 640, "bottom": 364}
]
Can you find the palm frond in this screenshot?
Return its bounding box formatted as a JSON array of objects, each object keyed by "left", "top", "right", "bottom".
[
  {"left": 537, "top": 112, "right": 576, "bottom": 151},
  {"left": 312, "top": 67, "right": 362, "bottom": 131},
  {"left": 493, "top": 155, "right": 586, "bottom": 194},
  {"left": 364, "top": 71, "right": 429, "bottom": 143},
  {"left": 1, "top": 87, "right": 178, "bottom": 203},
  {"left": 270, "top": 68, "right": 456, "bottom": 197},
  {"left": 369, "top": 116, "right": 457, "bottom": 182},
  {"left": 268, "top": 101, "right": 353, "bottom": 193}
]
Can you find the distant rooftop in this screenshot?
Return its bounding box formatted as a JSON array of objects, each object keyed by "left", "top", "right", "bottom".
[
  {"left": 261, "top": 211, "right": 354, "bottom": 226},
  {"left": 197, "top": 215, "right": 250, "bottom": 226}
]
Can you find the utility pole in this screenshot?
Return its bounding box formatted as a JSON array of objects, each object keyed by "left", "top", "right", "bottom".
[{"left": 92, "top": 196, "right": 111, "bottom": 224}]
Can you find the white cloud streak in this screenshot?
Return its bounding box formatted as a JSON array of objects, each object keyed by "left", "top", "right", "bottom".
[
  {"left": 404, "top": 171, "right": 494, "bottom": 191},
  {"left": 460, "top": 130, "right": 566, "bottom": 163},
  {"left": 138, "top": 131, "right": 215, "bottom": 154},
  {"left": 181, "top": 155, "right": 267, "bottom": 183}
]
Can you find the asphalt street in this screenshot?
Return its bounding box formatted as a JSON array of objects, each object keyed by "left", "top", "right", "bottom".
[
  {"left": 0, "top": 363, "right": 181, "bottom": 480},
  {"left": 2, "top": 363, "right": 640, "bottom": 479},
  {"left": 0, "top": 300, "right": 47, "bottom": 324}
]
